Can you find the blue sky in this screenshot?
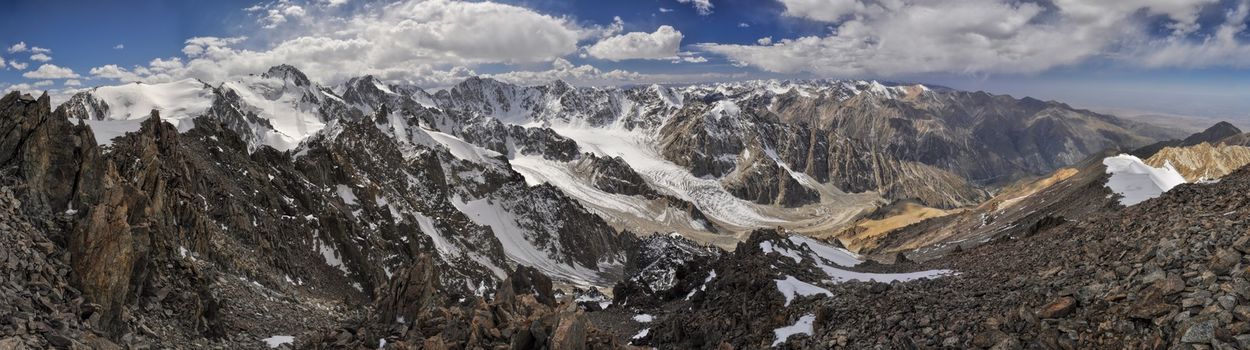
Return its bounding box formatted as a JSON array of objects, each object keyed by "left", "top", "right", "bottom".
[{"left": 2, "top": 0, "right": 1249, "bottom": 123}]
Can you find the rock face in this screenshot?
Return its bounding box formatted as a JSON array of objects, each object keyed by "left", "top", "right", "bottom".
[
  {"left": 0, "top": 86, "right": 634, "bottom": 348},
  {"left": 612, "top": 234, "right": 722, "bottom": 308},
  {"left": 1146, "top": 142, "right": 1250, "bottom": 182},
  {"left": 0, "top": 185, "right": 122, "bottom": 350}
]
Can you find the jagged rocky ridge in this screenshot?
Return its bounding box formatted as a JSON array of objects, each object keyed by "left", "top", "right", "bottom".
[
  {"left": 0, "top": 90, "right": 631, "bottom": 348},
  {"left": 59, "top": 67, "right": 1175, "bottom": 239}
]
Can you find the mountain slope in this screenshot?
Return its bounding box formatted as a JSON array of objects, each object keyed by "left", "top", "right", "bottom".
[{"left": 56, "top": 67, "right": 1171, "bottom": 243}]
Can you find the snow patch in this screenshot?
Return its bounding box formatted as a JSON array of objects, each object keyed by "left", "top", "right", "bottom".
[
  {"left": 774, "top": 275, "right": 832, "bottom": 306},
  {"left": 261, "top": 335, "right": 294, "bottom": 348},
  {"left": 772, "top": 314, "right": 815, "bottom": 347},
  {"left": 1103, "top": 154, "right": 1187, "bottom": 206},
  {"left": 335, "top": 185, "right": 358, "bottom": 206}
]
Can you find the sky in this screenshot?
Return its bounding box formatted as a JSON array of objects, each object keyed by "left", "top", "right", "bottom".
[{"left": 1, "top": 0, "right": 1249, "bottom": 123}]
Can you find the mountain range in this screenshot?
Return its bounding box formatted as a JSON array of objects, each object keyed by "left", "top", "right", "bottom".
[{"left": 3, "top": 63, "right": 1245, "bottom": 349}]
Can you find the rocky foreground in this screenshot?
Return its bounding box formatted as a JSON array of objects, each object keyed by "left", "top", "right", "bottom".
[{"left": 602, "top": 163, "right": 1250, "bottom": 349}]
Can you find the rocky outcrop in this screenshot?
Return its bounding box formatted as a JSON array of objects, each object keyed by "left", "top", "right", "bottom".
[
  {"left": 1146, "top": 142, "right": 1250, "bottom": 182},
  {"left": 308, "top": 264, "right": 628, "bottom": 349},
  {"left": 612, "top": 234, "right": 722, "bottom": 308},
  {"left": 0, "top": 92, "right": 104, "bottom": 216},
  {"left": 0, "top": 185, "right": 123, "bottom": 349},
  {"left": 67, "top": 163, "right": 153, "bottom": 336},
  {"left": 570, "top": 153, "right": 657, "bottom": 197}
]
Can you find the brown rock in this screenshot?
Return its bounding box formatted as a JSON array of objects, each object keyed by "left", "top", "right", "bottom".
[
  {"left": 1211, "top": 249, "right": 1242, "bottom": 275},
  {"left": 1153, "top": 274, "right": 1185, "bottom": 296},
  {"left": 376, "top": 254, "right": 441, "bottom": 325},
  {"left": 68, "top": 165, "right": 152, "bottom": 336},
  {"left": 1037, "top": 296, "right": 1077, "bottom": 319},
  {"left": 548, "top": 311, "right": 588, "bottom": 350}
]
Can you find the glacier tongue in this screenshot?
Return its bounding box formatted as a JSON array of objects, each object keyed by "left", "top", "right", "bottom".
[{"left": 542, "top": 125, "right": 785, "bottom": 228}]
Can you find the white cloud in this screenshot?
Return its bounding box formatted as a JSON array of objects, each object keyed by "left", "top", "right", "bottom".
[
  {"left": 64, "top": 79, "right": 82, "bottom": 87},
  {"left": 757, "top": 37, "right": 773, "bottom": 45},
  {"left": 94, "top": 0, "right": 585, "bottom": 86},
  {"left": 114, "top": 44, "right": 125, "bottom": 50},
  {"left": 1137, "top": 1, "right": 1250, "bottom": 67},
  {"left": 324, "top": 0, "right": 348, "bottom": 8},
  {"left": 0, "top": 56, "right": 5, "bottom": 69},
  {"left": 588, "top": 25, "right": 684, "bottom": 61},
  {"left": 3, "top": 83, "right": 35, "bottom": 93},
  {"left": 33, "top": 80, "right": 53, "bottom": 87},
  {"left": 677, "top": 0, "right": 713, "bottom": 15},
  {"left": 182, "top": 36, "right": 247, "bottom": 57},
  {"left": 23, "top": 64, "right": 80, "bottom": 79},
  {"left": 30, "top": 53, "right": 51, "bottom": 62},
  {"left": 738, "top": 22, "right": 750, "bottom": 28},
  {"left": 489, "top": 58, "right": 642, "bottom": 86},
  {"left": 659, "top": 7, "right": 674, "bottom": 13},
  {"left": 89, "top": 64, "right": 144, "bottom": 82},
  {"left": 776, "top": 0, "right": 874, "bottom": 22},
  {"left": 7, "top": 42, "right": 26, "bottom": 53},
  {"left": 701, "top": 0, "right": 1242, "bottom": 77},
  {"left": 30, "top": 47, "right": 50, "bottom": 54},
  {"left": 675, "top": 55, "right": 708, "bottom": 63},
  {"left": 249, "top": 0, "right": 309, "bottom": 29},
  {"left": 9, "top": 61, "right": 28, "bottom": 70}
]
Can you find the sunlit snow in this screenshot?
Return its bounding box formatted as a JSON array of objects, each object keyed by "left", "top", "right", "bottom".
[
  {"left": 772, "top": 314, "right": 815, "bottom": 346},
  {"left": 1103, "top": 154, "right": 1187, "bottom": 206}
]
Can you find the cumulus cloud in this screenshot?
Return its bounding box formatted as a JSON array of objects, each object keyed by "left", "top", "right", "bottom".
[
  {"left": 114, "top": 44, "right": 125, "bottom": 50},
  {"left": 588, "top": 25, "right": 684, "bottom": 61},
  {"left": 182, "top": 36, "right": 247, "bottom": 57},
  {"left": 776, "top": 0, "right": 873, "bottom": 22},
  {"left": 249, "top": 0, "right": 309, "bottom": 28},
  {"left": 64, "top": 79, "right": 82, "bottom": 87},
  {"left": 489, "top": 58, "right": 642, "bottom": 86},
  {"left": 701, "top": 0, "right": 1243, "bottom": 77},
  {"left": 23, "top": 64, "right": 79, "bottom": 79},
  {"left": 7, "top": 42, "right": 26, "bottom": 53},
  {"left": 677, "top": 0, "right": 713, "bottom": 15},
  {"left": 3, "top": 83, "right": 36, "bottom": 93},
  {"left": 9, "top": 61, "right": 28, "bottom": 70},
  {"left": 92, "top": 0, "right": 586, "bottom": 86},
  {"left": 30, "top": 53, "right": 51, "bottom": 62},
  {"left": 1138, "top": 1, "right": 1250, "bottom": 67},
  {"left": 30, "top": 47, "right": 50, "bottom": 54},
  {"left": 33, "top": 80, "right": 53, "bottom": 87}
]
